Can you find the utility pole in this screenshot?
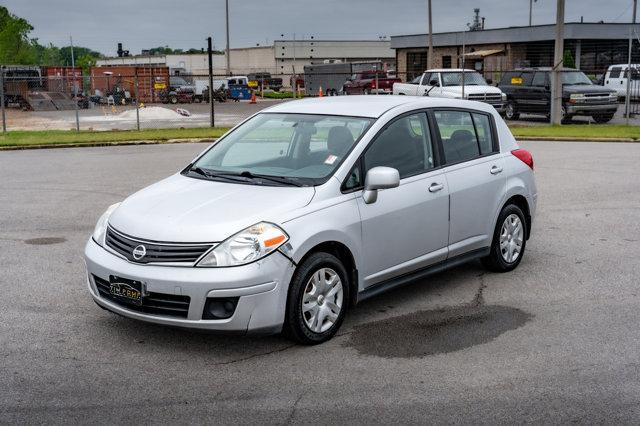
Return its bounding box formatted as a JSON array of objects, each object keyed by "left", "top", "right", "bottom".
[
  {"left": 634, "top": 0, "right": 638, "bottom": 24},
  {"left": 70, "top": 36, "right": 80, "bottom": 132},
  {"left": 550, "top": 0, "right": 565, "bottom": 125},
  {"left": 292, "top": 34, "right": 297, "bottom": 98},
  {"left": 461, "top": 30, "right": 466, "bottom": 99},
  {"left": 529, "top": 0, "right": 538, "bottom": 26},
  {"left": 427, "top": 0, "right": 434, "bottom": 70},
  {"left": 0, "top": 66, "right": 6, "bottom": 133},
  {"left": 225, "top": 0, "right": 231, "bottom": 76}
]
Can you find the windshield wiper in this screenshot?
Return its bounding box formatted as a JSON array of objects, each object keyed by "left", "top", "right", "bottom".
[
  {"left": 238, "top": 170, "right": 304, "bottom": 187},
  {"left": 189, "top": 166, "right": 251, "bottom": 183}
]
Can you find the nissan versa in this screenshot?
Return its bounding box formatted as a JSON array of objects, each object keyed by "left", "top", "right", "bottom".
[{"left": 85, "top": 96, "right": 537, "bottom": 344}]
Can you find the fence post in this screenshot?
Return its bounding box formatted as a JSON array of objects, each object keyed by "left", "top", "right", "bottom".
[
  {"left": 207, "top": 37, "right": 215, "bottom": 128},
  {"left": 135, "top": 71, "right": 141, "bottom": 131},
  {"left": 0, "top": 66, "right": 6, "bottom": 134},
  {"left": 70, "top": 36, "right": 80, "bottom": 132},
  {"left": 625, "top": 28, "right": 633, "bottom": 124}
]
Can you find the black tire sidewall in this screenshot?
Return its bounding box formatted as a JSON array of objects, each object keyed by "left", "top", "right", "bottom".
[
  {"left": 285, "top": 252, "right": 350, "bottom": 344},
  {"left": 486, "top": 204, "right": 527, "bottom": 272}
]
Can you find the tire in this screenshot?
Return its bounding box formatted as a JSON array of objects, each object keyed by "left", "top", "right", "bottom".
[
  {"left": 170, "top": 96, "right": 178, "bottom": 104},
  {"left": 284, "top": 252, "right": 350, "bottom": 345},
  {"left": 363, "top": 88, "right": 370, "bottom": 95},
  {"left": 593, "top": 113, "right": 614, "bottom": 124},
  {"left": 560, "top": 106, "right": 572, "bottom": 124},
  {"left": 504, "top": 101, "right": 519, "bottom": 120},
  {"left": 482, "top": 204, "right": 527, "bottom": 273}
]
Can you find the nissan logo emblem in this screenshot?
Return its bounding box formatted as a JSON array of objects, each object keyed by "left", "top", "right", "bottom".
[{"left": 132, "top": 244, "right": 147, "bottom": 261}]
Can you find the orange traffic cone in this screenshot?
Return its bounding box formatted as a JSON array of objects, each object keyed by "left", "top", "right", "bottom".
[
  {"left": 250, "top": 91, "right": 257, "bottom": 104},
  {"left": 318, "top": 86, "right": 324, "bottom": 97}
]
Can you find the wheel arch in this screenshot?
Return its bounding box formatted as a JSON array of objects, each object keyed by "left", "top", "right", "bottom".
[
  {"left": 294, "top": 240, "right": 359, "bottom": 308},
  {"left": 503, "top": 194, "right": 532, "bottom": 240}
]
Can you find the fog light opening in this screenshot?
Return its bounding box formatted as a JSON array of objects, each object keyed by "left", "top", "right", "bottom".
[{"left": 202, "top": 297, "right": 239, "bottom": 320}]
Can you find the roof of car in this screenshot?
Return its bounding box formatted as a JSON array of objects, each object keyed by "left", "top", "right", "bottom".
[
  {"left": 426, "top": 68, "right": 476, "bottom": 72},
  {"left": 263, "top": 95, "right": 494, "bottom": 118}
]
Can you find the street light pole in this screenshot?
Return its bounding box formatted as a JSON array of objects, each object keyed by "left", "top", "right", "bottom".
[
  {"left": 427, "top": 0, "right": 434, "bottom": 70},
  {"left": 550, "top": 0, "right": 565, "bottom": 125},
  {"left": 70, "top": 35, "right": 80, "bottom": 132}
]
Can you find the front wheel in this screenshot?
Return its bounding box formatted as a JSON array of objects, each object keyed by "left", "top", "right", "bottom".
[
  {"left": 504, "top": 101, "right": 519, "bottom": 120},
  {"left": 482, "top": 204, "right": 527, "bottom": 272},
  {"left": 284, "top": 252, "right": 349, "bottom": 344}
]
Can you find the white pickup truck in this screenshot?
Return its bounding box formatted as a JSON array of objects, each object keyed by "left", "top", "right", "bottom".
[{"left": 393, "top": 69, "right": 506, "bottom": 112}]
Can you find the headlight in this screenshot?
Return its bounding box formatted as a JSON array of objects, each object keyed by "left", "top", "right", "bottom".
[
  {"left": 91, "top": 203, "right": 120, "bottom": 246},
  {"left": 501, "top": 93, "right": 507, "bottom": 101},
  {"left": 197, "top": 222, "right": 288, "bottom": 267}
]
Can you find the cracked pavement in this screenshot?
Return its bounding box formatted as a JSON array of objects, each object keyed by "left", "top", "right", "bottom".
[{"left": 1, "top": 141, "right": 639, "bottom": 423}]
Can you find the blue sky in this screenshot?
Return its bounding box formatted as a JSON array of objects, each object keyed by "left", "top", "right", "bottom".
[{"left": 4, "top": 0, "right": 638, "bottom": 55}]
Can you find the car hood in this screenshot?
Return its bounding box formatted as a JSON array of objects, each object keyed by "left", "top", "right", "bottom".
[
  {"left": 564, "top": 84, "right": 616, "bottom": 95},
  {"left": 441, "top": 85, "right": 503, "bottom": 95},
  {"left": 109, "top": 173, "right": 315, "bottom": 242}
]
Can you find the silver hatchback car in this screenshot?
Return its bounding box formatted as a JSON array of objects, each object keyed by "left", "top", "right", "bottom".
[{"left": 85, "top": 96, "right": 536, "bottom": 344}]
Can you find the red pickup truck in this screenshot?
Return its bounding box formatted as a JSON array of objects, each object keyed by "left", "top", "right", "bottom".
[{"left": 343, "top": 71, "right": 401, "bottom": 95}]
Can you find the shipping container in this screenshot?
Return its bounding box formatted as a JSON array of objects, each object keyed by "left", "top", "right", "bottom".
[
  {"left": 42, "top": 66, "right": 82, "bottom": 95},
  {"left": 90, "top": 66, "right": 170, "bottom": 103}
]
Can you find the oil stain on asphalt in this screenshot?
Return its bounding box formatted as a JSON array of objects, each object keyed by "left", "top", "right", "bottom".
[
  {"left": 347, "top": 304, "right": 532, "bottom": 358},
  {"left": 24, "top": 237, "right": 66, "bottom": 245}
]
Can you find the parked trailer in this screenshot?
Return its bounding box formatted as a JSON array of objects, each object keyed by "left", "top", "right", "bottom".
[{"left": 90, "top": 65, "right": 170, "bottom": 103}]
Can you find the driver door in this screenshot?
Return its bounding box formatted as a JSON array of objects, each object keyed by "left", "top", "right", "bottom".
[{"left": 354, "top": 112, "right": 450, "bottom": 288}]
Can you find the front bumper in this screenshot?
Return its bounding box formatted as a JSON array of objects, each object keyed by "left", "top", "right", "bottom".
[
  {"left": 566, "top": 103, "right": 618, "bottom": 115},
  {"left": 84, "top": 238, "right": 295, "bottom": 334}
]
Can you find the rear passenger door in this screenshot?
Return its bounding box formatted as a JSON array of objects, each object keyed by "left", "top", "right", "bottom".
[{"left": 432, "top": 109, "right": 506, "bottom": 258}]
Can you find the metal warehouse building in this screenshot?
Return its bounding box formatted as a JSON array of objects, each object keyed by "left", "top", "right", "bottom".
[
  {"left": 97, "top": 40, "right": 395, "bottom": 87},
  {"left": 391, "top": 23, "right": 640, "bottom": 82}
]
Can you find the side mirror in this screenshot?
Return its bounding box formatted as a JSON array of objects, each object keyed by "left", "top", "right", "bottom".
[
  {"left": 486, "top": 78, "right": 493, "bottom": 85},
  {"left": 429, "top": 80, "right": 440, "bottom": 87},
  {"left": 363, "top": 167, "right": 400, "bottom": 204}
]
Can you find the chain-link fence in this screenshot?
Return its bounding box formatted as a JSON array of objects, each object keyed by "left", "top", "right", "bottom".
[{"left": 1, "top": 59, "right": 639, "bottom": 133}]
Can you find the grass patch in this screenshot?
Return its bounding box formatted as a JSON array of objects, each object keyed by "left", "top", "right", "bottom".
[
  {"left": 260, "top": 91, "right": 305, "bottom": 99},
  {"left": 510, "top": 124, "right": 640, "bottom": 140},
  {"left": 0, "top": 127, "right": 230, "bottom": 147}
]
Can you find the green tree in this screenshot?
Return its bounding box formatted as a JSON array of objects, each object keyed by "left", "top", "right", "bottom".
[
  {"left": 563, "top": 49, "right": 576, "bottom": 69},
  {"left": 0, "top": 6, "right": 38, "bottom": 64},
  {"left": 76, "top": 53, "right": 96, "bottom": 74}
]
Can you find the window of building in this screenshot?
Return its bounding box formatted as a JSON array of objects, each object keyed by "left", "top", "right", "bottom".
[
  {"left": 407, "top": 51, "right": 429, "bottom": 81},
  {"left": 442, "top": 56, "right": 452, "bottom": 68}
]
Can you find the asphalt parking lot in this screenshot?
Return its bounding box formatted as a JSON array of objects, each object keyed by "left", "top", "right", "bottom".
[{"left": 1, "top": 140, "right": 640, "bottom": 423}]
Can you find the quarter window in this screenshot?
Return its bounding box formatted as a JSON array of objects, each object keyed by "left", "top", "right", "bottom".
[
  {"left": 364, "top": 113, "right": 434, "bottom": 179},
  {"left": 609, "top": 67, "right": 621, "bottom": 78},
  {"left": 472, "top": 113, "right": 495, "bottom": 155}
]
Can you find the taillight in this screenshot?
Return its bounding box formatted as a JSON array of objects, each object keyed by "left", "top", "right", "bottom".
[{"left": 511, "top": 149, "right": 534, "bottom": 170}]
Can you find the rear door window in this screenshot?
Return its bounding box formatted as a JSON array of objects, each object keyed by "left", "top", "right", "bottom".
[
  {"left": 434, "top": 110, "right": 496, "bottom": 163},
  {"left": 434, "top": 111, "right": 480, "bottom": 163}
]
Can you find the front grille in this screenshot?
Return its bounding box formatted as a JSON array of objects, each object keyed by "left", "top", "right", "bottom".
[
  {"left": 468, "top": 93, "right": 503, "bottom": 104},
  {"left": 93, "top": 275, "right": 190, "bottom": 318},
  {"left": 106, "top": 226, "right": 213, "bottom": 264},
  {"left": 583, "top": 93, "right": 615, "bottom": 104}
]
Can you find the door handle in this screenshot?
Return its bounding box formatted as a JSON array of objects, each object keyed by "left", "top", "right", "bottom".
[
  {"left": 428, "top": 182, "right": 444, "bottom": 193},
  {"left": 490, "top": 165, "right": 503, "bottom": 175}
]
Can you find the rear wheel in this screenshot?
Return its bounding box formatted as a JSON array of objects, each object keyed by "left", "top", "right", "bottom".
[
  {"left": 593, "top": 113, "right": 614, "bottom": 123},
  {"left": 482, "top": 204, "right": 527, "bottom": 272},
  {"left": 284, "top": 252, "right": 349, "bottom": 345},
  {"left": 505, "top": 101, "right": 519, "bottom": 120}
]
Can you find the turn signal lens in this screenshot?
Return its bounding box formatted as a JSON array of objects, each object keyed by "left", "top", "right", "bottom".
[{"left": 197, "top": 222, "right": 288, "bottom": 267}]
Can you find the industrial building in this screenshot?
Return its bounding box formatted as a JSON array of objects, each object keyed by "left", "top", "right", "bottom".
[
  {"left": 96, "top": 40, "right": 395, "bottom": 86},
  {"left": 391, "top": 23, "right": 640, "bottom": 82}
]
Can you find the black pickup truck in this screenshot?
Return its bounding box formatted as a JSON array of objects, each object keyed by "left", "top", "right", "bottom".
[{"left": 499, "top": 68, "right": 618, "bottom": 123}]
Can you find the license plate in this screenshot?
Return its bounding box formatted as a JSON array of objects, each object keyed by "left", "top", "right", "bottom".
[{"left": 109, "top": 275, "right": 143, "bottom": 306}]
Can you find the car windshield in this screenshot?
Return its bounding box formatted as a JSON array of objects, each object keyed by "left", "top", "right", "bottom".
[
  {"left": 189, "top": 113, "right": 373, "bottom": 186},
  {"left": 441, "top": 72, "right": 488, "bottom": 86},
  {"left": 561, "top": 71, "right": 592, "bottom": 85}
]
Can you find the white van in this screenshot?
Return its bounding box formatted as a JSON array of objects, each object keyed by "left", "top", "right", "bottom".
[{"left": 603, "top": 64, "right": 640, "bottom": 98}]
